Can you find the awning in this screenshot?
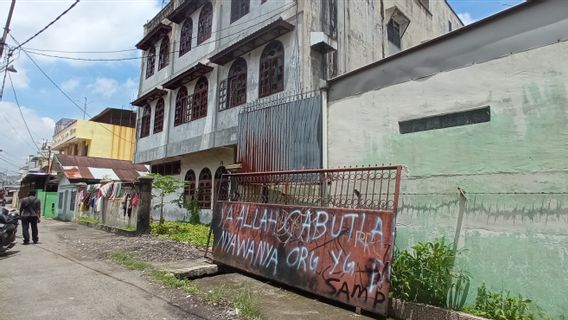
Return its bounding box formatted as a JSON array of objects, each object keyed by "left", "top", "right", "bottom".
[
  {"left": 167, "top": 0, "right": 208, "bottom": 24},
  {"left": 162, "top": 62, "right": 213, "bottom": 89},
  {"left": 55, "top": 154, "right": 149, "bottom": 182},
  {"left": 209, "top": 19, "right": 295, "bottom": 65},
  {"left": 135, "top": 23, "right": 172, "bottom": 50},
  {"left": 131, "top": 87, "right": 168, "bottom": 106}
]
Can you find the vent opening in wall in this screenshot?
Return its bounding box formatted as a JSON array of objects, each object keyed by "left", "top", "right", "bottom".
[{"left": 399, "top": 106, "right": 490, "bottom": 134}]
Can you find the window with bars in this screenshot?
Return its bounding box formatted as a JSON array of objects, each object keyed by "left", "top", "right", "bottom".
[
  {"left": 153, "top": 98, "right": 165, "bottom": 133},
  {"left": 140, "top": 105, "right": 151, "bottom": 138},
  {"left": 179, "top": 18, "right": 193, "bottom": 56},
  {"left": 230, "top": 0, "right": 250, "bottom": 23},
  {"left": 197, "top": 2, "right": 213, "bottom": 45},
  {"left": 158, "top": 36, "right": 170, "bottom": 70},
  {"left": 259, "top": 41, "right": 284, "bottom": 98},
  {"left": 184, "top": 170, "right": 196, "bottom": 204},
  {"left": 214, "top": 166, "right": 228, "bottom": 201},
  {"left": 228, "top": 58, "right": 247, "bottom": 108},
  {"left": 197, "top": 168, "right": 212, "bottom": 209},
  {"left": 192, "top": 77, "right": 208, "bottom": 120},
  {"left": 145, "top": 45, "right": 156, "bottom": 78},
  {"left": 387, "top": 19, "right": 401, "bottom": 49},
  {"left": 174, "top": 87, "right": 188, "bottom": 126},
  {"left": 218, "top": 79, "right": 228, "bottom": 111}
]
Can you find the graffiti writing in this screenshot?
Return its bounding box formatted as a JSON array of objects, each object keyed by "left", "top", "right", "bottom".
[{"left": 211, "top": 202, "right": 395, "bottom": 315}]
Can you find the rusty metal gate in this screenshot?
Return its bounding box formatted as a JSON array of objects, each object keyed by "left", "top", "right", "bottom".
[{"left": 208, "top": 166, "right": 402, "bottom": 315}]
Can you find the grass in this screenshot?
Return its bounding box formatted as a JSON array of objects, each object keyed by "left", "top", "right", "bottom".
[
  {"left": 76, "top": 216, "right": 99, "bottom": 224},
  {"left": 117, "top": 225, "right": 136, "bottom": 232},
  {"left": 109, "top": 249, "right": 262, "bottom": 319},
  {"left": 150, "top": 221, "right": 211, "bottom": 248}
]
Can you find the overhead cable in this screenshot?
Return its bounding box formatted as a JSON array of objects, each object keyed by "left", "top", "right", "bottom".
[{"left": 7, "top": 72, "right": 41, "bottom": 152}]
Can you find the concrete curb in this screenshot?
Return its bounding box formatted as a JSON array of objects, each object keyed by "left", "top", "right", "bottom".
[
  {"left": 75, "top": 220, "right": 138, "bottom": 237},
  {"left": 388, "top": 299, "right": 488, "bottom": 320}
]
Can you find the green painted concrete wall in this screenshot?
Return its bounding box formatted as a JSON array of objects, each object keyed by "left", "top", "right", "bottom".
[
  {"left": 328, "top": 42, "right": 568, "bottom": 318},
  {"left": 36, "top": 190, "right": 58, "bottom": 219}
]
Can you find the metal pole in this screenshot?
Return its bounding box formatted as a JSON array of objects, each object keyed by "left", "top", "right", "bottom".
[{"left": 0, "top": 0, "right": 17, "bottom": 61}]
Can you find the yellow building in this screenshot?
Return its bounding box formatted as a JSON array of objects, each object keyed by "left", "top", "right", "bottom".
[{"left": 52, "top": 108, "right": 136, "bottom": 161}]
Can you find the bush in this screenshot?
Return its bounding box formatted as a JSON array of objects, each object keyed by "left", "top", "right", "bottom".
[
  {"left": 390, "top": 237, "right": 470, "bottom": 309},
  {"left": 464, "top": 284, "right": 542, "bottom": 320},
  {"left": 150, "top": 221, "right": 211, "bottom": 248}
]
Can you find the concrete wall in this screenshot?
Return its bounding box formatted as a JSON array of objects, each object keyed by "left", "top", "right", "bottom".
[{"left": 327, "top": 41, "right": 568, "bottom": 318}]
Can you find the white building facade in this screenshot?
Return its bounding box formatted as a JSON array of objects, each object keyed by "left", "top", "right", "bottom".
[{"left": 133, "top": 0, "right": 461, "bottom": 221}]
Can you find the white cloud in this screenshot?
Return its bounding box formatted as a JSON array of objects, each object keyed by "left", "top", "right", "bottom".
[
  {"left": 0, "top": 0, "right": 160, "bottom": 64},
  {"left": 123, "top": 77, "right": 139, "bottom": 101},
  {"left": 458, "top": 12, "right": 476, "bottom": 26},
  {"left": 4, "top": 63, "right": 30, "bottom": 89},
  {"left": 89, "top": 77, "right": 119, "bottom": 97},
  {"left": 61, "top": 78, "right": 81, "bottom": 92},
  {"left": 0, "top": 102, "right": 55, "bottom": 167}
]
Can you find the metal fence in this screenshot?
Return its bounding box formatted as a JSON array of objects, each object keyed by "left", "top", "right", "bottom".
[{"left": 217, "top": 166, "right": 402, "bottom": 211}]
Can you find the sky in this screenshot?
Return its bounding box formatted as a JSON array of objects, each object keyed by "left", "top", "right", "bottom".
[{"left": 0, "top": 0, "right": 524, "bottom": 173}]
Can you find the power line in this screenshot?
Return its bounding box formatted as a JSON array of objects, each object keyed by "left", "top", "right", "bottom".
[
  {"left": 0, "top": 112, "right": 41, "bottom": 152},
  {"left": 19, "top": 2, "right": 295, "bottom": 63},
  {"left": 18, "top": 1, "right": 294, "bottom": 56},
  {"left": 7, "top": 72, "right": 42, "bottom": 152},
  {"left": 12, "top": 36, "right": 134, "bottom": 145},
  {"left": 12, "top": 0, "right": 80, "bottom": 52},
  {"left": 0, "top": 156, "right": 19, "bottom": 169}
]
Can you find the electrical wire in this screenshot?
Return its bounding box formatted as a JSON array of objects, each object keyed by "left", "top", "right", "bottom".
[
  {"left": 0, "top": 112, "right": 41, "bottom": 152},
  {"left": 7, "top": 73, "right": 42, "bottom": 152},
  {"left": 19, "top": 1, "right": 294, "bottom": 56},
  {"left": 11, "top": 0, "right": 80, "bottom": 52},
  {"left": 12, "top": 36, "right": 134, "bottom": 145},
  {"left": 0, "top": 156, "right": 19, "bottom": 169},
  {"left": 20, "top": 2, "right": 296, "bottom": 62}
]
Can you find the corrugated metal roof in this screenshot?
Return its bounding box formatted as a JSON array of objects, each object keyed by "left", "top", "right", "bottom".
[{"left": 55, "top": 154, "right": 148, "bottom": 182}]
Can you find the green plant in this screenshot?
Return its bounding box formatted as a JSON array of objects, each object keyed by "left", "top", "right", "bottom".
[
  {"left": 390, "top": 237, "right": 470, "bottom": 309},
  {"left": 150, "top": 221, "right": 211, "bottom": 248},
  {"left": 464, "top": 284, "right": 540, "bottom": 320},
  {"left": 150, "top": 270, "right": 199, "bottom": 294},
  {"left": 232, "top": 289, "right": 262, "bottom": 320},
  {"left": 76, "top": 216, "right": 99, "bottom": 224},
  {"left": 172, "top": 194, "right": 201, "bottom": 224},
  {"left": 150, "top": 173, "right": 185, "bottom": 225},
  {"left": 118, "top": 225, "right": 136, "bottom": 232},
  {"left": 110, "top": 251, "right": 149, "bottom": 270}
]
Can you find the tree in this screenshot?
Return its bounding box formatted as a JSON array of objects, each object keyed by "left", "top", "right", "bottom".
[{"left": 150, "top": 173, "right": 185, "bottom": 224}]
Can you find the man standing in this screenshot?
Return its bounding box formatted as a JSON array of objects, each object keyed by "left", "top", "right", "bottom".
[{"left": 19, "top": 190, "right": 41, "bottom": 244}]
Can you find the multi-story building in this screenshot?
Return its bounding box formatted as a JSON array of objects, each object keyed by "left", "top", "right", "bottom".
[
  {"left": 52, "top": 108, "right": 136, "bottom": 161},
  {"left": 132, "top": 0, "right": 462, "bottom": 221}
]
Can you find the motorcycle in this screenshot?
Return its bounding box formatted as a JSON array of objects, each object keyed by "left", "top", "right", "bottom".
[{"left": 0, "top": 207, "right": 19, "bottom": 253}]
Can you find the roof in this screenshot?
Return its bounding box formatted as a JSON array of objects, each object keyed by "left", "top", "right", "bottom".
[
  {"left": 328, "top": 0, "right": 567, "bottom": 101},
  {"left": 167, "top": 0, "right": 208, "bottom": 23},
  {"left": 209, "top": 19, "right": 294, "bottom": 65},
  {"left": 90, "top": 108, "right": 137, "bottom": 128},
  {"left": 162, "top": 62, "right": 213, "bottom": 89},
  {"left": 55, "top": 154, "right": 149, "bottom": 182},
  {"left": 135, "top": 23, "right": 171, "bottom": 51},
  {"left": 131, "top": 87, "right": 168, "bottom": 107}
]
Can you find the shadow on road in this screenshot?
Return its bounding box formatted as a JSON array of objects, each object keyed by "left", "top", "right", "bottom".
[{"left": 0, "top": 250, "right": 20, "bottom": 260}]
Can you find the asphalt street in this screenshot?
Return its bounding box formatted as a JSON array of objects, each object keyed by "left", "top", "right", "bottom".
[{"left": 0, "top": 219, "right": 204, "bottom": 320}]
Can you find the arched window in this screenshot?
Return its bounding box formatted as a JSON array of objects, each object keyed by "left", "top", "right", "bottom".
[
  {"left": 214, "top": 166, "right": 229, "bottom": 201},
  {"left": 197, "top": 168, "right": 212, "bottom": 209},
  {"left": 153, "top": 98, "right": 165, "bottom": 133},
  {"left": 184, "top": 170, "right": 196, "bottom": 205},
  {"left": 140, "top": 105, "right": 151, "bottom": 138},
  {"left": 158, "top": 36, "right": 170, "bottom": 70},
  {"left": 145, "top": 45, "right": 156, "bottom": 78},
  {"left": 197, "top": 2, "right": 213, "bottom": 45},
  {"left": 174, "top": 86, "right": 188, "bottom": 126},
  {"left": 259, "top": 41, "right": 284, "bottom": 98},
  {"left": 192, "top": 77, "right": 208, "bottom": 120},
  {"left": 179, "top": 18, "right": 193, "bottom": 56},
  {"left": 228, "top": 58, "right": 247, "bottom": 108},
  {"left": 230, "top": 0, "right": 250, "bottom": 23}
]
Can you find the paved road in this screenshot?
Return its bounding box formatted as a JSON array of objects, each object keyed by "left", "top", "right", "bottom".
[{"left": 0, "top": 220, "right": 205, "bottom": 320}]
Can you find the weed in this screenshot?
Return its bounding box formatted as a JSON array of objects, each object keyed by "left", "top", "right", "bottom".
[
  {"left": 204, "top": 287, "right": 225, "bottom": 304},
  {"left": 110, "top": 251, "right": 149, "bottom": 271},
  {"left": 150, "top": 221, "right": 210, "bottom": 248},
  {"left": 76, "top": 216, "right": 99, "bottom": 224},
  {"left": 464, "top": 284, "right": 542, "bottom": 320},
  {"left": 150, "top": 270, "right": 199, "bottom": 294},
  {"left": 232, "top": 289, "right": 262, "bottom": 320},
  {"left": 117, "top": 225, "right": 136, "bottom": 232},
  {"left": 390, "top": 237, "right": 470, "bottom": 309}
]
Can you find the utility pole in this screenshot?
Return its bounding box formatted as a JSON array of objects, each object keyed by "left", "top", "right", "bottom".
[{"left": 0, "top": 0, "right": 17, "bottom": 61}]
